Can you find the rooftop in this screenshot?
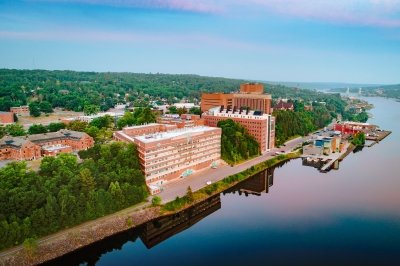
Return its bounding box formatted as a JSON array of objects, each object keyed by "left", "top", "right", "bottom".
[{"left": 134, "top": 126, "right": 219, "bottom": 143}]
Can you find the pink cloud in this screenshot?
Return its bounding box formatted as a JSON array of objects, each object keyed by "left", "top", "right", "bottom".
[{"left": 243, "top": 0, "right": 400, "bottom": 27}]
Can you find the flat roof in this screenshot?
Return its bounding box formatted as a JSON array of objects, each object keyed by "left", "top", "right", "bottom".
[
  {"left": 42, "top": 144, "right": 71, "bottom": 151},
  {"left": 134, "top": 126, "right": 219, "bottom": 143}
]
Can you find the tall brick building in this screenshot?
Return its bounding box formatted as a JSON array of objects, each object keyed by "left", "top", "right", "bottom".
[
  {"left": 0, "top": 130, "right": 94, "bottom": 161},
  {"left": 202, "top": 107, "right": 275, "bottom": 153},
  {"left": 114, "top": 124, "right": 221, "bottom": 194},
  {"left": 201, "top": 83, "right": 272, "bottom": 114}
]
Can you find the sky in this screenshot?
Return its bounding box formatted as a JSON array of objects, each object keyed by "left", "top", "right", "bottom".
[{"left": 0, "top": 0, "right": 400, "bottom": 84}]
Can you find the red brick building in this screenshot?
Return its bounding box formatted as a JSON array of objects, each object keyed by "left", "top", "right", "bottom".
[
  {"left": 274, "top": 100, "right": 294, "bottom": 111},
  {"left": 201, "top": 83, "right": 272, "bottom": 114},
  {"left": 203, "top": 107, "right": 275, "bottom": 153},
  {"left": 334, "top": 122, "right": 376, "bottom": 135},
  {"left": 157, "top": 114, "right": 204, "bottom": 129},
  {"left": 10, "top": 106, "right": 29, "bottom": 116},
  {"left": 0, "top": 129, "right": 94, "bottom": 161},
  {"left": 0, "top": 112, "right": 14, "bottom": 125}
]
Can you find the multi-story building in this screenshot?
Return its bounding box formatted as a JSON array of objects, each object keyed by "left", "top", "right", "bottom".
[
  {"left": 0, "top": 112, "right": 14, "bottom": 125},
  {"left": 114, "top": 124, "right": 221, "bottom": 194},
  {"left": 157, "top": 114, "right": 204, "bottom": 129},
  {"left": 0, "top": 129, "right": 94, "bottom": 161},
  {"left": 10, "top": 106, "right": 29, "bottom": 116},
  {"left": 202, "top": 107, "right": 275, "bottom": 153},
  {"left": 201, "top": 83, "right": 272, "bottom": 114}
]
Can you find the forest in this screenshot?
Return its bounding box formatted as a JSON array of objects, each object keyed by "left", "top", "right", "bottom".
[
  {"left": 0, "top": 142, "right": 148, "bottom": 250},
  {"left": 217, "top": 119, "right": 260, "bottom": 164},
  {"left": 0, "top": 69, "right": 349, "bottom": 113}
]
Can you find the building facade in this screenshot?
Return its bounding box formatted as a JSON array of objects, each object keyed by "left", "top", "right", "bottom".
[
  {"left": 202, "top": 107, "right": 275, "bottom": 153},
  {"left": 200, "top": 83, "right": 272, "bottom": 114},
  {"left": 0, "top": 112, "right": 14, "bottom": 125},
  {"left": 0, "top": 129, "right": 94, "bottom": 161},
  {"left": 10, "top": 106, "right": 29, "bottom": 116},
  {"left": 114, "top": 124, "right": 221, "bottom": 194},
  {"left": 334, "top": 121, "right": 376, "bottom": 135},
  {"left": 156, "top": 114, "right": 204, "bottom": 129},
  {"left": 274, "top": 100, "right": 294, "bottom": 111}
]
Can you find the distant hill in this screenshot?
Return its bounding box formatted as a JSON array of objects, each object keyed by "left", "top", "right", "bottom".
[
  {"left": 0, "top": 68, "right": 348, "bottom": 112},
  {"left": 264, "top": 81, "right": 383, "bottom": 91}
]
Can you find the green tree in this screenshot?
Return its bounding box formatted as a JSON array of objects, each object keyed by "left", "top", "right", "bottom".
[
  {"left": 67, "top": 120, "right": 89, "bottom": 132},
  {"left": 28, "top": 124, "right": 48, "bottom": 135},
  {"left": 83, "top": 104, "right": 100, "bottom": 116},
  {"left": 23, "top": 237, "right": 38, "bottom": 260},
  {"left": 5, "top": 124, "right": 26, "bottom": 136},
  {"left": 152, "top": 196, "right": 162, "bottom": 206},
  {"left": 0, "top": 125, "right": 6, "bottom": 138},
  {"left": 217, "top": 119, "right": 260, "bottom": 164},
  {"left": 89, "top": 115, "right": 114, "bottom": 129},
  {"left": 189, "top": 107, "right": 201, "bottom": 115},
  {"left": 168, "top": 106, "right": 178, "bottom": 114},
  {"left": 39, "top": 101, "right": 53, "bottom": 113},
  {"left": 29, "top": 102, "right": 41, "bottom": 117},
  {"left": 47, "top": 122, "right": 65, "bottom": 132},
  {"left": 186, "top": 186, "right": 194, "bottom": 203}
]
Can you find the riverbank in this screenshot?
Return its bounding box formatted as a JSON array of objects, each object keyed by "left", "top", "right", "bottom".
[{"left": 0, "top": 152, "right": 300, "bottom": 266}]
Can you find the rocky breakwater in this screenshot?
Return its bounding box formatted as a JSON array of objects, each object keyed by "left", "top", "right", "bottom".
[{"left": 0, "top": 207, "right": 160, "bottom": 266}]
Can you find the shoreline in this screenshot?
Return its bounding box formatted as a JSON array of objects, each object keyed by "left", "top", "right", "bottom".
[{"left": 0, "top": 152, "right": 300, "bottom": 266}]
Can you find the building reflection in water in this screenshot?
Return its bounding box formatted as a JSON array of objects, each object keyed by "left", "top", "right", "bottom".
[
  {"left": 224, "top": 167, "right": 275, "bottom": 197},
  {"left": 140, "top": 194, "right": 221, "bottom": 248}
]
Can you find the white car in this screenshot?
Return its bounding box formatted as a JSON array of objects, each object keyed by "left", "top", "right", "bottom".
[{"left": 206, "top": 181, "right": 212, "bottom": 185}]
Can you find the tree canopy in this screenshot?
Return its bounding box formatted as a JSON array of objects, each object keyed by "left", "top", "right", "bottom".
[
  {"left": 0, "top": 142, "right": 148, "bottom": 251},
  {"left": 217, "top": 119, "right": 260, "bottom": 164}
]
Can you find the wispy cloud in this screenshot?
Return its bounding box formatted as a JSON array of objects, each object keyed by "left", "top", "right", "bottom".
[
  {"left": 242, "top": 0, "right": 400, "bottom": 28},
  {"left": 28, "top": 0, "right": 400, "bottom": 27}
]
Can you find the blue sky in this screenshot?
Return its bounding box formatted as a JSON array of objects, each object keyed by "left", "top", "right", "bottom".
[{"left": 1, "top": 0, "right": 400, "bottom": 84}]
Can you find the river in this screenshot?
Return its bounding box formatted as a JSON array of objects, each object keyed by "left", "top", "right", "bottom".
[{"left": 47, "top": 97, "right": 400, "bottom": 266}]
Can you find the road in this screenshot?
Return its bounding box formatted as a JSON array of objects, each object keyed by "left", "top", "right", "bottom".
[{"left": 157, "top": 136, "right": 305, "bottom": 203}]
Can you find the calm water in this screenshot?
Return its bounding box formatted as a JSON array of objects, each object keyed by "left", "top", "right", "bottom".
[{"left": 49, "top": 97, "right": 400, "bottom": 266}]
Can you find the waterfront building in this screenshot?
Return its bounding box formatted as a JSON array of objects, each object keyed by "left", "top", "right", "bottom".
[
  {"left": 0, "top": 111, "right": 14, "bottom": 125},
  {"left": 201, "top": 83, "right": 272, "bottom": 114},
  {"left": 114, "top": 124, "right": 221, "bottom": 194},
  {"left": 0, "top": 129, "right": 94, "bottom": 160},
  {"left": 10, "top": 106, "right": 29, "bottom": 116},
  {"left": 202, "top": 106, "right": 275, "bottom": 153},
  {"left": 334, "top": 121, "right": 377, "bottom": 135}
]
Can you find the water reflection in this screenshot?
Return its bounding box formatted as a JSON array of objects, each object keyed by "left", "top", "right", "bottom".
[
  {"left": 223, "top": 167, "right": 274, "bottom": 197},
  {"left": 140, "top": 194, "right": 221, "bottom": 249}
]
